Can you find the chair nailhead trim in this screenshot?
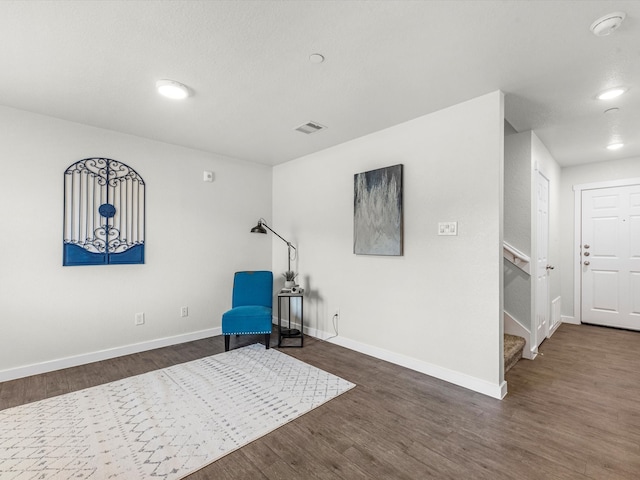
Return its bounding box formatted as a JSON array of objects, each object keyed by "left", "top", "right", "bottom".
[{"left": 223, "top": 331, "right": 271, "bottom": 335}]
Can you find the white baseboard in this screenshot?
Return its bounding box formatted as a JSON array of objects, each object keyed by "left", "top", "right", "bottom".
[
  {"left": 561, "top": 315, "right": 580, "bottom": 325},
  {"left": 503, "top": 311, "right": 535, "bottom": 360},
  {"left": 327, "top": 335, "right": 505, "bottom": 399},
  {"left": 0, "top": 328, "right": 220, "bottom": 383},
  {"left": 548, "top": 319, "right": 562, "bottom": 336},
  {"left": 301, "top": 322, "right": 504, "bottom": 399},
  {"left": 5, "top": 322, "right": 506, "bottom": 401}
]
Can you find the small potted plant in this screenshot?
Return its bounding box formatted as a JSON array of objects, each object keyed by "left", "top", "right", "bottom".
[{"left": 283, "top": 270, "right": 298, "bottom": 288}]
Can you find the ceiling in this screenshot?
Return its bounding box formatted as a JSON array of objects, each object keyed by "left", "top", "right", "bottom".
[{"left": 0, "top": 1, "right": 638, "bottom": 167}]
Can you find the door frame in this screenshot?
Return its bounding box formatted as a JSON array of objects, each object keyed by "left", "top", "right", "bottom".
[{"left": 572, "top": 177, "right": 640, "bottom": 322}]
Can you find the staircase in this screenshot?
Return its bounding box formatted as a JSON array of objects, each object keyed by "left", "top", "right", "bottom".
[{"left": 504, "top": 334, "right": 526, "bottom": 373}]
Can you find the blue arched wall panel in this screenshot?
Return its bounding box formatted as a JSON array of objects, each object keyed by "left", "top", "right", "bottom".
[{"left": 63, "top": 158, "right": 145, "bottom": 266}]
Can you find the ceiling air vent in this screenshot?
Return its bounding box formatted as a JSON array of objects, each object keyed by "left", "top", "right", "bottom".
[{"left": 294, "top": 121, "right": 326, "bottom": 135}]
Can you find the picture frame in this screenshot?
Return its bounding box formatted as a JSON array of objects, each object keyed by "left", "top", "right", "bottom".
[{"left": 353, "top": 164, "right": 403, "bottom": 256}]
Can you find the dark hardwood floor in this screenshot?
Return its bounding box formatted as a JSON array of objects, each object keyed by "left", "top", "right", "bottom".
[{"left": 2, "top": 323, "right": 640, "bottom": 479}]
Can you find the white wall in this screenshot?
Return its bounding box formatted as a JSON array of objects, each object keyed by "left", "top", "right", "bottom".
[
  {"left": 559, "top": 156, "right": 640, "bottom": 319},
  {"left": 273, "top": 92, "right": 505, "bottom": 397},
  {"left": 504, "top": 131, "right": 532, "bottom": 253},
  {"left": 504, "top": 131, "right": 532, "bottom": 329},
  {"left": 0, "top": 106, "right": 272, "bottom": 379}
]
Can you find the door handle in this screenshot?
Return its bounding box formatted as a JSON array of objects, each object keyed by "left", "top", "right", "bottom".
[
  {"left": 584, "top": 244, "right": 590, "bottom": 249},
  {"left": 546, "top": 265, "right": 555, "bottom": 270},
  {"left": 584, "top": 252, "right": 590, "bottom": 256},
  {"left": 584, "top": 261, "right": 590, "bottom": 266}
]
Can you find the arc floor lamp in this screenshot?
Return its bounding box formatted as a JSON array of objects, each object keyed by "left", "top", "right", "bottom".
[{"left": 250, "top": 219, "right": 296, "bottom": 271}]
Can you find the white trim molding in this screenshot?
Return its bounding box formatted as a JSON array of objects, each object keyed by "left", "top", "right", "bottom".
[
  {"left": 304, "top": 324, "right": 505, "bottom": 400},
  {"left": 329, "top": 336, "right": 507, "bottom": 399},
  {"left": 6, "top": 321, "right": 507, "bottom": 400},
  {"left": 561, "top": 315, "right": 580, "bottom": 325},
  {"left": 0, "top": 328, "right": 220, "bottom": 383}
]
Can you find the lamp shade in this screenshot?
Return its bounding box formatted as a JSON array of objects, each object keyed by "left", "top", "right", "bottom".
[
  {"left": 250, "top": 222, "right": 267, "bottom": 234},
  {"left": 250, "top": 218, "right": 297, "bottom": 271}
]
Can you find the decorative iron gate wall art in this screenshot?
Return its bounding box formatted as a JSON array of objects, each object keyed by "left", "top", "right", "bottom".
[{"left": 63, "top": 158, "right": 145, "bottom": 266}]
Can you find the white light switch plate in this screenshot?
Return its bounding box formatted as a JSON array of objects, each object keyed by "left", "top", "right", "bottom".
[{"left": 438, "top": 222, "right": 458, "bottom": 236}]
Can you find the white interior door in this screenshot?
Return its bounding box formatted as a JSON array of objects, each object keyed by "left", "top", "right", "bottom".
[
  {"left": 535, "top": 172, "right": 550, "bottom": 347},
  {"left": 581, "top": 184, "right": 640, "bottom": 330}
]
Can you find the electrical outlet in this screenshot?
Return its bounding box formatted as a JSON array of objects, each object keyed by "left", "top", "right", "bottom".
[
  {"left": 181, "top": 306, "right": 189, "bottom": 317},
  {"left": 135, "top": 312, "right": 145, "bottom": 326}
]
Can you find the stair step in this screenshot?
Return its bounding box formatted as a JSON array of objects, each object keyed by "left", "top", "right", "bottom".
[{"left": 504, "top": 334, "right": 526, "bottom": 373}]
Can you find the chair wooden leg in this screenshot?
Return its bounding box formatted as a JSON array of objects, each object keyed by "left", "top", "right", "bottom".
[
  {"left": 224, "top": 335, "right": 230, "bottom": 352},
  {"left": 265, "top": 333, "right": 270, "bottom": 349}
]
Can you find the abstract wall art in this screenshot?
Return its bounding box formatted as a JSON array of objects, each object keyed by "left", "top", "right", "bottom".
[{"left": 353, "top": 164, "right": 403, "bottom": 256}]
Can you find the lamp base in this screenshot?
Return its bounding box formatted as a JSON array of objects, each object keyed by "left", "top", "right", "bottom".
[{"left": 280, "top": 327, "right": 301, "bottom": 336}]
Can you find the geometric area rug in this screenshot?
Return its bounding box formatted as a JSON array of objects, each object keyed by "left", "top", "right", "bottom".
[{"left": 0, "top": 344, "right": 355, "bottom": 479}]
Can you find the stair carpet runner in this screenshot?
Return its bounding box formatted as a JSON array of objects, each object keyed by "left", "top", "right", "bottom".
[{"left": 504, "top": 334, "right": 526, "bottom": 373}]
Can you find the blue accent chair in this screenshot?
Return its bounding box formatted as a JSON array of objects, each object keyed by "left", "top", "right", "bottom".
[{"left": 222, "top": 271, "right": 273, "bottom": 351}]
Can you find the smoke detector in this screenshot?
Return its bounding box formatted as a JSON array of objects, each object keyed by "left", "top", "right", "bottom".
[{"left": 590, "top": 12, "right": 626, "bottom": 36}]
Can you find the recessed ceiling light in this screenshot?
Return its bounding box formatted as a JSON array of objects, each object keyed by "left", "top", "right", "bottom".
[
  {"left": 606, "top": 143, "right": 624, "bottom": 151},
  {"left": 309, "top": 53, "right": 325, "bottom": 64},
  {"left": 597, "top": 87, "right": 627, "bottom": 100},
  {"left": 156, "top": 79, "right": 190, "bottom": 100},
  {"left": 590, "top": 11, "right": 626, "bottom": 36}
]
